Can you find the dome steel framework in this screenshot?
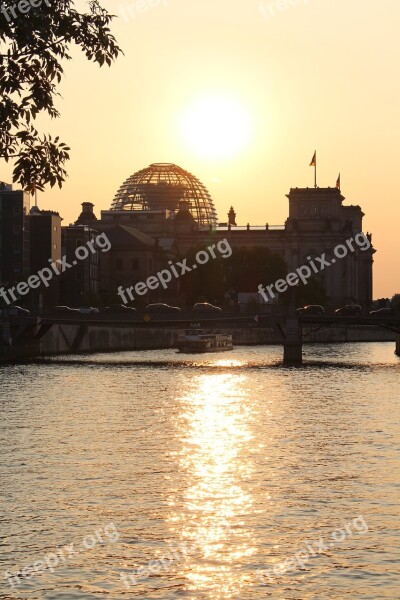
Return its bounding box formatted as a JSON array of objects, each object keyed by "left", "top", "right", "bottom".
[{"left": 111, "top": 163, "right": 218, "bottom": 226}]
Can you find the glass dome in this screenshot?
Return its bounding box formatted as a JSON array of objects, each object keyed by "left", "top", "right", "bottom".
[{"left": 111, "top": 163, "right": 218, "bottom": 226}]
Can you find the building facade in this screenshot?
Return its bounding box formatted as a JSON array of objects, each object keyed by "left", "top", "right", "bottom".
[
  {"left": 60, "top": 225, "right": 100, "bottom": 307},
  {"left": 72, "top": 164, "right": 374, "bottom": 308},
  {"left": 0, "top": 183, "right": 30, "bottom": 304},
  {"left": 29, "top": 207, "right": 62, "bottom": 310},
  {"left": 0, "top": 164, "right": 372, "bottom": 310}
]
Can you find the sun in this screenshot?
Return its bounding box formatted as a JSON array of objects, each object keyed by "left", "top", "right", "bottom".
[{"left": 180, "top": 93, "right": 252, "bottom": 160}]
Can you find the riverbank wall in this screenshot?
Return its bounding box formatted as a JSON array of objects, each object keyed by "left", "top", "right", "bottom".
[
  {"left": 36, "top": 324, "right": 396, "bottom": 355},
  {"left": 1, "top": 321, "right": 396, "bottom": 362}
]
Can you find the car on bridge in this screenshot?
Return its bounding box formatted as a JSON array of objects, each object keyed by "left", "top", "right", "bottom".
[
  {"left": 78, "top": 307, "right": 99, "bottom": 314},
  {"left": 192, "top": 302, "right": 222, "bottom": 313},
  {"left": 54, "top": 306, "right": 79, "bottom": 314},
  {"left": 145, "top": 303, "right": 181, "bottom": 313},
  {"left": 296, "top": 305, "right": 325, "bottom": 315},
  {"left": 370, "top": 307, "right": 394, "bottom": 316},
  {"left": 335, "top": 304, "right": 362, "bottom": 316},
  {"left": 102, "top": 304, "right": 137, "bottom": 313}
]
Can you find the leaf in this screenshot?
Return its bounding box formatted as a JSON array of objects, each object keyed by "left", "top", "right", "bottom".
[{"left": 1, "top": 1, "right": 121, "bottom": 192}]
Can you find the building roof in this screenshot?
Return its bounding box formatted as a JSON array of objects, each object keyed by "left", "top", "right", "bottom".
[
  {"left": 103, "top": 225, "right": 156, "bottom": 249},
  {"left": 111, "top": 163, "right": 218, "bottom": 227}
]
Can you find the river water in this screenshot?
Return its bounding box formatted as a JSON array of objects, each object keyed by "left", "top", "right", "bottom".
[{"left": 0, "top": 342, "right": 399, "bottom": 599}]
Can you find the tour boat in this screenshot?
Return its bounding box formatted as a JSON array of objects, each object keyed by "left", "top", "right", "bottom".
[{"left": 177, "top": 329, "right": 233, "bottom": 353}]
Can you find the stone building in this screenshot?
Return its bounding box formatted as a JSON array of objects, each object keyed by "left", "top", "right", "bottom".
[
  {"left": 29, "top": 207, "right": 62, "bottom": 310},
  {"left": 60, "top": 225, "right": 100, "bottom": 307},
  {"left": 97, "top": 225, "right": 173, "bottom": 304},
  {"left": 67, "top": 163, "right": 375, "bottom": 308},
  {"left": 0, "top": 183, "right": 30, "bottom": 294}
]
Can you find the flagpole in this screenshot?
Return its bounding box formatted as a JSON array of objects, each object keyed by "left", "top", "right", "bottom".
[
  {"left": 310, "top": 150, "right": 317, "bottom": 188},
  {"left": 309, "top": 151, "right": 317, "bottom": 187}
]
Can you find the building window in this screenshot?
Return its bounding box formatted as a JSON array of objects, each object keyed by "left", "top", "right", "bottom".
[
  {"left": 53, "top": 244, "right": 57, "bottom": 250},
  {"left": 53, "top": 226, "right": 57, "bottom": 232},
  {"left": 13, "top": 244, "right": 21, "bottom": 254}
]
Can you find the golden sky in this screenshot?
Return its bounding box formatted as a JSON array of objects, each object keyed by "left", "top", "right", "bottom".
[{"left": 2, "top": 0, "right": 400, "bottom": 298}]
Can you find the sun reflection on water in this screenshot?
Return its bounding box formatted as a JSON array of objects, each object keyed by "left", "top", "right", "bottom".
[{"left": 169, "top": 369, "right": 256, "bottom": 597}]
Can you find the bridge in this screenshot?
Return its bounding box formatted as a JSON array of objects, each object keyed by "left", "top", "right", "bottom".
[
  {"left": 1, "top": 312, "right": 400, "bottom": 365},
  {"left": 279, "top": 314, "right": 400, "bottom": 364}
]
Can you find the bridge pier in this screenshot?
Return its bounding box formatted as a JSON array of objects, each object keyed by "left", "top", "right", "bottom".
[{"left": 283, "top": 318, "right": 303, "bottom": 365}]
